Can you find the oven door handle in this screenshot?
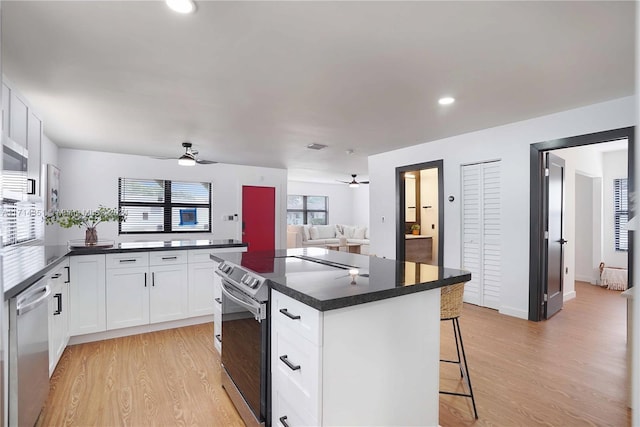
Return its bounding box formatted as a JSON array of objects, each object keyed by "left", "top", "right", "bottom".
[{"left": 220, "top": 281, "right": 265, "bottom": 322}]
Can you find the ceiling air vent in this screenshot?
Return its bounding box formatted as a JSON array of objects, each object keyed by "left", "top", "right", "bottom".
[{"left": 306, "top": 143, "right": 328, "bottom": 150}]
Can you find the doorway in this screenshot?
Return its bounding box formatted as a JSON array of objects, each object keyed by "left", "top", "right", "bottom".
[
  {"left": 396, "top": 160, "right": 444, "bottom": 266},
  {"left": 528, "top": 126, "right": 634, "bottom": 321},
  {"left": 242, "top": 186, "right": 276, "bottom": 252}
]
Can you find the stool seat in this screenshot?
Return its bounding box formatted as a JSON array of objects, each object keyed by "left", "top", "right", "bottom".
[{"left": 440, "top": 283, "right": 478, "bottom": 419}]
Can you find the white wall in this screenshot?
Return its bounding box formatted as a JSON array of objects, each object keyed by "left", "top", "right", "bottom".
[
  {"left": 287, "top": 181, "right": 369, "bottom": 227},
  {"left": 53, "top": 148, "right": 288, "bottom": 248},
  {"left": 369, "top": 96, "right": 635, "bottom": 319},
  {"left": 553, "top": 145, "right": 606, "bottom": 298},
  {"left": 603, "top": 150, "right": 629, "bottom": 269},
  {"left": 575, "top": 173, "right": 596, "bottom": 283}
]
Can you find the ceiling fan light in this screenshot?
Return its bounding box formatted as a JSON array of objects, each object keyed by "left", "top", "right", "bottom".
[
  {"left": 166, "top": 0, "right": 196, "bottom": 14},
  {"left": 178, "top": 154, "right": 196, "bottom": 166},
  {"left": 349, "top": 182, "right": 359, "bottom": 188}
]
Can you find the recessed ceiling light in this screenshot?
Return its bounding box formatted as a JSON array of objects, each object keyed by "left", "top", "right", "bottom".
[
  {"left": 166, "top": 0, "right": 196, "bottom": 14},
  {"left": 438, "top": 96, "right": 455, "bottom": 105}
]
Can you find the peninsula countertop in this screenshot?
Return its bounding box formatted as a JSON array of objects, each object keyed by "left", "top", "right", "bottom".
[
  {"left": 212, "top": 247, "right": 471, "bottom": 311},
  {"left": 3, "top": 239, "right": 247, "bottom": 300}
]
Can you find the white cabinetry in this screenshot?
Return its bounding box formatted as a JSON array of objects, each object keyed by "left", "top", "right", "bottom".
[
  {"left": 2, "top": 82, "right": 9, "bottom": 134},
  {"left": 69, "top": 254, "right": 106, "bottom": 336},
  {"left": 48, "top": 259, "right": 70, "bottom": 376},
  {"left": 8, "top": 90, "right": 28, "bottom": 147},
  {"left": 105, "top": 251, "right": 188, "bottom": 330},
  {"left": 271, "top": 288, "right": 441, "bottom": 426},
  {"left": 27, "top": 110, "right": 42, "bottom": 195}
]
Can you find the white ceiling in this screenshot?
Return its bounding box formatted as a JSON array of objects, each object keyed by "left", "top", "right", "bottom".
[{"left": 2, "top": 1, "right": 636, "bottom": 184}]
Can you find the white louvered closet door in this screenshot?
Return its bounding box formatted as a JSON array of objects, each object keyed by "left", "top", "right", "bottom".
[{"left": 461, "top": 161, "right": 501, "bottom": 309}]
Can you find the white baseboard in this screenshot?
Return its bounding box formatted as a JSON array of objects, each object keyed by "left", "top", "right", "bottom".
[
  {"left": 499, "top": 305, "right": 528, "bottom": 319},
  {"left": 575, "top": 274, "right": 597, "bottom": 284},
  {"left": 68, "top": 315, "right": 214, "bottom": 345},
  {"left": 563, "top": 291, "right": 576, "bottom": 302}
]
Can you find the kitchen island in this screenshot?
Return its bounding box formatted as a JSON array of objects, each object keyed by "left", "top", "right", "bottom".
[{"left": 212, "top": 247, "right": 471, "bottom": 426}]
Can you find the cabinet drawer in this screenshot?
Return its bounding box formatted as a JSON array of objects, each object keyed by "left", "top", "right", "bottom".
[
  {"left": 149, "top": 250, "right": 187, "bottom": 266},
  {"left": 272, "top": 291, "right": 322, "bottom": 345},
  {"left": 106, "top": 252, "right": 149, "bottom": 268},
  {"left": 272, "top": 390, "right": 318, "bottom": 427},
  {"left": 272, "top": 325, "right": 320, "bottom": 415}
]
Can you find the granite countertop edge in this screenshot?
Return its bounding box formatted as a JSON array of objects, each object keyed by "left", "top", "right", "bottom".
[
  {"left": 269, "top": 272, "right": 472, "bottom": 312},
  {"left": 4, "top": 240, "right": 247, "bottom": 301}
]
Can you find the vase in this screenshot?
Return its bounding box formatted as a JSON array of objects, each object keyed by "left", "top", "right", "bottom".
[
  {"left": 85, "top": 227, "right": 98, "bottom": 245},
  {"left": 412, "top": 229, "right": 419, "bottom": 235}
]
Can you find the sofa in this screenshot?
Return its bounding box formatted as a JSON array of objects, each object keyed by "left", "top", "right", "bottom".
[{"left": 287, "top": 224, "right": 370, "bottom": 254}]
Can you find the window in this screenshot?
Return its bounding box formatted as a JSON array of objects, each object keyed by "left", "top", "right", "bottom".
[
  {"left": 614, "top": 178, "right": 628, "bottom": 251},
  {"left": 287, "top": 195, "right": 328, "bottom": 225},
  {"left": 118, "top": 178, "right": 211, "bottom": 234}
]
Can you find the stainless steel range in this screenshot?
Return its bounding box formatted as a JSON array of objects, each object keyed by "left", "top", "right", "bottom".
[{"left": 215, "top": 259, "right": 270, "bottom": 427}]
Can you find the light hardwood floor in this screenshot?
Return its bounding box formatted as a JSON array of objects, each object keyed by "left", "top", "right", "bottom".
[
  {"left": 440, "top": 281, "right": 631, "bottom": 426},
  {"left": 38, "top": 281, "right": 630, "bottom": 426},
  {"left": 37, "top": 323, "right": 244, "bottom": 426}
]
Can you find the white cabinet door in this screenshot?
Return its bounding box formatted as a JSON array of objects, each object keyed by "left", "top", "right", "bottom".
[
  {"left": 106, "top": 266, "right": 149, "bottom": 330},
  {"left": 2, "top": 83, "right": 9, "bottom": 134},
  {"left": 27, "top": 111, "right": 42, "bottom": 196},
  {"left": 187, "top": 261, "right": 217, "bottom": 317},
  {"left": 149, "top": 264, "right": 188, "bottom": 324},
  {"left": 9, "top": 90, "right": 28, "bottom": 147},
  {"left": 48, "top": 261, "right": 69, "bottom": 377},
  {"left": 69, "top": 255, "right": 106, "bottom": 335}
]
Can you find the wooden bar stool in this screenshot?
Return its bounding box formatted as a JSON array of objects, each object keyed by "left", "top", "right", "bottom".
[{"left": 440, "top": 282, "right": 478, "bottom": 419}]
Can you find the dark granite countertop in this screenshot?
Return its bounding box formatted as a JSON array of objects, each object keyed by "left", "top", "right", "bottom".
[
  {"left": 3, "top": 239, "right": 247, "bottom": 300},
  {"left": 211, "top": 247, "right": 471, "bottom": 311}
]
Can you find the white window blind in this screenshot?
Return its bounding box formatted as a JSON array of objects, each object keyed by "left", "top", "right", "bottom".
[
  {"left": 118, "top": 178, "right": 211, "bottom": 234},
  {"left": 614, "top": 178, "right": 628, "bottom": 251}
]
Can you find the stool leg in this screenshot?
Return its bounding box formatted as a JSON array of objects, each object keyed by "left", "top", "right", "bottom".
[
  {"left": 454, "top": 317, "right": 478, "bottom": 419},
  {"left": 451, "top": 318, "right": 464, "bottom": 378}
]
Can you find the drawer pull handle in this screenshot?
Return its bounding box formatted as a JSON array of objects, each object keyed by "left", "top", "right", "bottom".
[
  {"left": 144, "top": 272, "right": 147, "bottom": 287},
  {"left": 215, "top": 334, "right": 222, "bottom": 343},
  {"left": 53, "top": 293, "right": 62, "bottom": 315},
  {"left": 215, "top": 298, "right": 222, "bottom": 305},
  {"left": 279, "top": 355, "right": 301, "bottom": 371},
  {"left": 279, "top": 308, "right": 300, "bottom": 320},
  {"left": 64, "top": 266, "right": 70, "bottom": 283},
  {"left": 119, "top": 259, "right": 137, "bottom": 263},
  {"left": 161, "top": 256, "right": 178, "bottom": 260},
  {"left": 279, "top": 416, "right": 290, "bottom": 427}
]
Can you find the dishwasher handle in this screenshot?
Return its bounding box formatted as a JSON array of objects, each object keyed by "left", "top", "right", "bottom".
[{"left": 17, "top": 283, "right": 52, "bottom": 316}]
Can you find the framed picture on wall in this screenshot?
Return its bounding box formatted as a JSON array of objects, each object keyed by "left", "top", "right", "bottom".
[{"left": 46, "top": 164, "right": 60, "bottom": 211}]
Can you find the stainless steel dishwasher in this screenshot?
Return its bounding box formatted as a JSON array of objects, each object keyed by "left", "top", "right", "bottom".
[{"left": 9, "top": 275, "right": 51, "bottom": 427}]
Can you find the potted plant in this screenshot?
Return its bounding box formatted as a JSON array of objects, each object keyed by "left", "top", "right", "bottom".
[
  {"left": 45, "top": 206, "right": 126, "bottom": 246},
  {"left": 411, "top": 224, "right": 420, "bottom": 235}
]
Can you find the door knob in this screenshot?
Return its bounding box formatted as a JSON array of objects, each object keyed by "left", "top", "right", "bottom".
[{"left": 559, "top": 238, "right": 568, "bottom": 244}]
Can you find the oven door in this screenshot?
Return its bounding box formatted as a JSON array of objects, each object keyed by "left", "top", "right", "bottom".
[{"left": 220, "top": 280, "right": 269, "bottom": 424}]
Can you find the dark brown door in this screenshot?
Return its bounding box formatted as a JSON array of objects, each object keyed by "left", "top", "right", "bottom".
[
  {"left": 242, "top": 186, "right": 275, "bottom": 252},
  {"left": 544, "top": 152, "right": 566, "bottom": 318}
]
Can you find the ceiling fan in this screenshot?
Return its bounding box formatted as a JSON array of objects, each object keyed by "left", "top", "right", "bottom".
[
  {"left": 339, "top": 174, "right": 369, "bottom": 188},
  {"left": 156, "top": 142, "right": 217, "bottom": 166}
]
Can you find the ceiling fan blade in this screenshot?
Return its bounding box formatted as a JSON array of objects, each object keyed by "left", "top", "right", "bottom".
[
  {"left": 337, "top": 180, "right": 350, "bottom": 184},
  {"left": 195, "top": 159, "right": 218, "bottom": 164},
  {"left": 150, "top": 156, "right": 178, "bottom": 160},
  {"left": 360, "top": 181, "right": 370, "bottom": 184}
]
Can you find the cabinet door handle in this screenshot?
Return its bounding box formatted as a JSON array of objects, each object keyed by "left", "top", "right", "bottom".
[
  {"left": 51, "top": 273, "right": 62, "bottom": 279},
  {"left": 152, "top": 272, "right": 155, "bottom": 287},
  {"left": 144, "top": 272, "right": 147, "bottom": 287},
  {"left": 279, "top": 308, "right": 300, "bottom": 320},
  {"left": 215, "top": 334, "right": 222, "bottom": 343},
  {"left": 279, "top": 355, "right": 301, "bottom": 371},
  {"left": 53, "top": 293, "right": 62, "bottom": 315},
  {"left": 64, "top": 266, "right": 70, "bottom": 283},
  {"left": 215, "top": 297, "right": 222, "bottom": 305},
  {"left": 161, "top": 256, "right": 177, "bottom": 260},
  {"left": 279, "top": 416, "right": 290, "bottom": 427},
  {"left": 119, "top": 259, "right": 137, "bottom": 263},
  {"left": 27, "top": 179, "right": 36, "bottom": 195}
]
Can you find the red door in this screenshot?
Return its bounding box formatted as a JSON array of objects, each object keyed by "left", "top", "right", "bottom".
[{"left": 242, "top": 186, "right": 275, "bottom": 252}]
